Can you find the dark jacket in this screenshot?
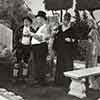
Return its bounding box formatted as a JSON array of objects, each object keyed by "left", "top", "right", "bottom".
[{"left": 53, "top": 25, "right": 77, "bottom": 53}]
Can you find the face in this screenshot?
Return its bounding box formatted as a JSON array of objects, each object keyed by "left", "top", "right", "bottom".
[
  {"left": 51, "top": 22, "right": 59, "bottom": 35},
  {"left": 88, "top": 20, "right": 94, "bottom": 28},
  {"left": 36, "top": 16, "right": 44, "bottom": 27},
  {"left": 24, "top": 19, "right": 31, "bottom": 27},
  {"left": 63, "top": 17, "right": 70, "bottom": 26}
]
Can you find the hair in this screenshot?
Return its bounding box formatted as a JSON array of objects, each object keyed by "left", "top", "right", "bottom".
[
  {"left": 35, "top": 11, "right": 47, "bottom": 20},
  {"left": 23, "top": 16, "right": 33, "bottom": 23}
]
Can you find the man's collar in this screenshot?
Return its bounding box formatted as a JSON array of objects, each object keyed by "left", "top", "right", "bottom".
[{"left": 62, "top": 23, "right": 71, "bottom": 32}]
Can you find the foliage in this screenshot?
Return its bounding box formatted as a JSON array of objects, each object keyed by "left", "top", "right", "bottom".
[
  {"left": 44, "top": 0, "right": 100, "bottom": 11},
  {"left": 0, "top": 0, "right": 30, "bottom": 32},
  {"left": 44, "top": 0, "right": 72, "bottom": 10}
]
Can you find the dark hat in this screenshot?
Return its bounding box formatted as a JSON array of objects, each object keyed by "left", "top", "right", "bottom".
[
  {"left": 64, "top": 12, "right": 71, "bottom": 21},
  {"left": 35, "top": 11, "right": 47, "bottom": 20},
  {"left": 23, "top": 16, "right": 33, "bottom": 23}
]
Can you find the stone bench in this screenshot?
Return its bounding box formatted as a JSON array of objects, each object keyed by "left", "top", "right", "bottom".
[{"left": 64, "top": 66, "right": 100, "bottom": 98}]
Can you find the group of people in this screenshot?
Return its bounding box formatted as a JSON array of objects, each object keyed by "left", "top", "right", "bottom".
[
  {"left": 13, "top": 9, "right": 100, "bottom": 91},
  {"left": 14, "top": 11, "right": 50, "bottom": 86}
]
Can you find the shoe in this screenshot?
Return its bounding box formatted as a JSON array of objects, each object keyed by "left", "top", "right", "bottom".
[{"left": 28, "top": 80, "right": 40, "bottom": 87}]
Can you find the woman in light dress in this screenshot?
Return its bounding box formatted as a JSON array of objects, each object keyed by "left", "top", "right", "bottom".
[{"left": 87, "top": 19, "right": 100, "bottom": 90}]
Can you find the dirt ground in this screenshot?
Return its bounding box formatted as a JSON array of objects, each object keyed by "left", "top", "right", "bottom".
[
  {"left": 0, "top": 80, "right": 100, "bottom": 100},
  {"left": 0, "top": 62, "right": 100, "bottom": 100}
]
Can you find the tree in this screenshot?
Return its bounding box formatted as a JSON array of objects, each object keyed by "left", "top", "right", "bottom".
[
  {"left": 0, "top": 0, "right": 31, "bottom": 48},
  {"left": 0, "top": 0, "right": 30, "bottom": 31}
]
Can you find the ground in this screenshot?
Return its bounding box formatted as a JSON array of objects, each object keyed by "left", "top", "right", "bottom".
[
  {"left": 0, "top": 62, "right": 100, "bottom": 100},
  {"left": 0, "top": 81, "right": 100, "bottom": 100}
]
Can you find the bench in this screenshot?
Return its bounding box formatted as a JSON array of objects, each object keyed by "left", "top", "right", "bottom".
[{"left": 64, "top": 66, "right": 100, "bottom": 98}]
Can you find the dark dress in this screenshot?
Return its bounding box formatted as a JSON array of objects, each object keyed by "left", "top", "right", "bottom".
[{"left": 53, "top": 25, "right": 77, "bottom": 89}]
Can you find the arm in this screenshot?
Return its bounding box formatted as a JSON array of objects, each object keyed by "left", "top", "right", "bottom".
[
  {"left": 32, "top": 24, "right": 51, "bottom": 42},
  {"left": 32, "top": 34, "right": 43, "bottom": 41},
  {"left": 13, "top": 26, "right": 23, "bottom": 50}
]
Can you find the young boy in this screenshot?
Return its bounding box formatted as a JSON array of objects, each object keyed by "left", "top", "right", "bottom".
[{"left": 14, "top": 16, "right": 35, "bottom": 83}]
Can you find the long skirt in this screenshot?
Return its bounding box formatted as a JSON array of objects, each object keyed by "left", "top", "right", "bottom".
[{"left": 55, "top": 45, "right": 73, "bottom": 89}]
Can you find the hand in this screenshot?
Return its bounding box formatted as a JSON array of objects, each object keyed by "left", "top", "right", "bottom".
[
  {"left": 30, "top": 32, "right": 34, "bottom": 36},
  {"left": 65, "top": 38, "right": 71, "bottom": 42},
  {"left": 33, "top": 34, "right": 43, "bottom": 41}
]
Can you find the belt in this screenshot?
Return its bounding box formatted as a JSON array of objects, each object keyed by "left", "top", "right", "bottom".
[
  {"left": 23, "top": 34, "right": 30, "bottom": 37},
  {"left": 65, "top": 38, "right": 75, "bottom": 42}
]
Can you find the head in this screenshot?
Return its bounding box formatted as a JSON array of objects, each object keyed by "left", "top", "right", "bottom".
[
  {"left": 35, "top": 11, "right": 47, "bottom": 27},
  {"left": 23, "top": 16, "right": 33, "bottom": 27},
  {"left": 87, "top": 19, "right": 95, "bottom": 28},
  {"left": 63, "top": 12, "right": 71, "bottom": 26},
  {"left": 51, "top": 22, "right": 59, "bottom": 35},
  {"left": 82, "top": 11, "right": 88, "bottom": 21}
]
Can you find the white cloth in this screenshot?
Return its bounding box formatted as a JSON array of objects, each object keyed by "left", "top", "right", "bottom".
[
  {"left": 31, "top": 24, "right": 48, "bottom": 45},
  {"left": 21, "top": 26, "right": 31, "bottom": 45}
]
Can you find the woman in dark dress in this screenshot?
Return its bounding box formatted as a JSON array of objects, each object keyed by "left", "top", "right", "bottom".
[{"left": 53, "top": 13, "right": 77, "bottom": 90}]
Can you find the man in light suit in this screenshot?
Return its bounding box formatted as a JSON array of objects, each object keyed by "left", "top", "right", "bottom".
[{"left": 31, "top": 11, "right": 50, "bottom": 86}]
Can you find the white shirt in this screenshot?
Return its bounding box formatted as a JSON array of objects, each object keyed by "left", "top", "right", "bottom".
[
  {"left": 31, "top": 24, "right": 49, "bottom": 45},
  {"left": 21, "top": 26, "right": 31, "bottom": 45}
]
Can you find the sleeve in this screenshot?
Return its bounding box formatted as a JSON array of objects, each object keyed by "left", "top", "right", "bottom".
[
  {"left": 14, "top": 26, "right": 23, "bottom": 48},
  {"left": 30, "top": 27, "right": 36, "bottom": 33},
  {"left": 62, "top": 27, "right": 74, "bottom": 39},
  {"left": 43, "top": 25, "right": 51, "bottom": 41},
  {"left": 37, "top": 25, "right": 51, "bottom": 41}
]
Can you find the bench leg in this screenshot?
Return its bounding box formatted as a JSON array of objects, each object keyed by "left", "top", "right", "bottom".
[{"left": 68, "top": 78, "right": 86, "bottom": 98}]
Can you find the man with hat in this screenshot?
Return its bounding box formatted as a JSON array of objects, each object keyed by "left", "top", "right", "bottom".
[
  {"left": 31, "top": 10, "right": 50, "bottom": 85},
  {"left": 14, "top": 15, "right": 35, "bottom": 83}
]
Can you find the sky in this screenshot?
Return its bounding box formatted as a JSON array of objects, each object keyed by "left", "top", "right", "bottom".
[
  {"left": 26, "top": 0, "right": 100, "bottom": 22},
  {"left": 26, "top": 0, "right": 45, "bottom": 14}
]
